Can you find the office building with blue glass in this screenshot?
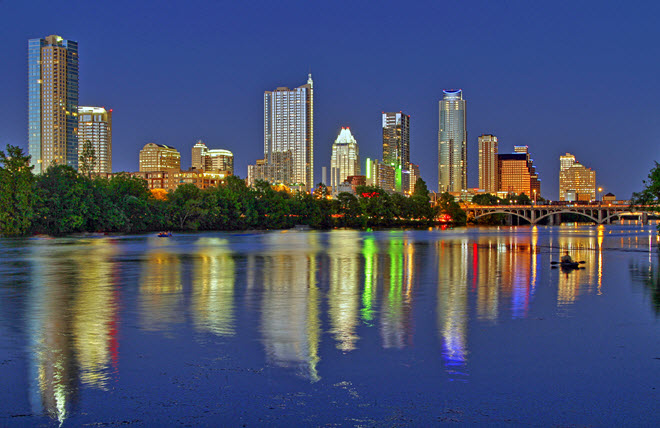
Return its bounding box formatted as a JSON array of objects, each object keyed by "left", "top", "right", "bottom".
[{"left": 28, "top": 35, "right": 79, "bottom": 173}]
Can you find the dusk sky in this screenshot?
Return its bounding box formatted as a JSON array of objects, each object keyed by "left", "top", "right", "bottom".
[{"left": 1, "top": 0, "right": 658, "bottom": 199}]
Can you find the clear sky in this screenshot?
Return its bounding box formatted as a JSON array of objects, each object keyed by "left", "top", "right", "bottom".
[{"left": 1, "top": 0, "right": 658, "bottom": 200}]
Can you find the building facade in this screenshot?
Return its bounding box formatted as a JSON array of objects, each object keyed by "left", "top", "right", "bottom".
[
  {"left": 78, "top": 106, "right": 112, "bottom": 174},
  {"left": 478, "top": 134, "right": 498, "bottom": 194},
  {"left": 262, "top": 74, "right": 314, "bottom": 190},
  {"left": 330, "top": 128, "right": 360, "bottom": 194},
  {"left": 438, "top": 89, "right": 467, "bottom": 193},
  {"left": 559, "top": 153, "right": 596, "bottom": 201},
  {"left": 191, "top": 140, "right": 234, "bottom": 174},
  {"left": 497, "top": 147, "right": 541, "bottom": 198},
  {"left": 365, "top": 158, "right": 396, "bottom": 193},
  {"left": 382, "top": 112, "right": 410, "bottom": 168},
  {"left": 139, "top": 143, "right": 181, "bottom": 172},
  {"left": 28, "top": 35, "right": 79, "bottom": 174}
]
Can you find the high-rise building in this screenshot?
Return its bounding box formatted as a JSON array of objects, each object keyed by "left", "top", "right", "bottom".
[
  {"left": 190, "top": 140, "right": 233, "bottom": 174},
  {"left": 78, "top": 106, "right": 112, "bottom": 174},
  {"left": 28, "top": 35, "right": 79, "bottom": 174},
  {"left": 497, "top": 146, "right": 541, "bottom": 198},
  {"left": 478, "top": 134, "right": 498, "bottom": 194},
  {"left": 262, "top": 74, "right": 314, "bottom": 190},
  {"left": 330, "top": 128, "right": 360, "bottom": 194},
  {"left": 438, "top": 89, "right": 467, "bottom": 193},
  {"left": 382, "top": 112, "right": 410, "bottom": 168},
  {"left": 559, "top": 153, "right": 596, "bottom": 201},
  {"left": 139, "top": 143, "right": 181, "bottom": 172},
  {"left": 191, "top": 141, "right": 207, "bottom": 170}
]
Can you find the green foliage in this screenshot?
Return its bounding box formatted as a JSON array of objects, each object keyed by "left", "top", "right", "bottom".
[
  {"left": 0, "top": 145, "right": 37, "bottom": 236},
  {"left": 1, "top": 159, "right": 454, "bottom": 235},
  {"left": 33, "top": 165, "right": 92, "bottom": 235}
]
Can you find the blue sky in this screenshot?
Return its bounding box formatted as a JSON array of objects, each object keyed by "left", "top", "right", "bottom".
[{"left": 1, "top": 0, "right": 658, "bottom": 199}]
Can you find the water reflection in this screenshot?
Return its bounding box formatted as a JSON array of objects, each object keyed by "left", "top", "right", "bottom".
[
  {"left": 327, "top": 231, "right": 360, "bottom": 351},
  {"left": 380, "top": 232, "right": 414, "bottom": 349},
  {"left": 192, "top": 237, "right": 235, "bottom": 336},
  {"left": 139, "top": 240, "right": 183, "bottom": 331},
  {"left": 253, "top": 232, "right": 321, "bottom": 381},
  {"left": 28, "top": 239, "right": 118, "bottom": 424},
  {"left": 436, "top": 239, "right": 469, "bottom": 378},
  {"left": 8, "top": 225, "right": 658, "bottom": 423}
]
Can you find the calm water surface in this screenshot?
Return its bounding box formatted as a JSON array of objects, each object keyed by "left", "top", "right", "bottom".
[{"left": 0, "top": 225, "right": 658, "bottom": 426}]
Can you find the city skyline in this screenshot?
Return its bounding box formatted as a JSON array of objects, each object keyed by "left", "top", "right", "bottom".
[{"left": 2, "top": 1, "right": 659, "bottom": 200}]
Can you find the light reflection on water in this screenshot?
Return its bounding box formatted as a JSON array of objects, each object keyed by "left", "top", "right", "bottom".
[{"left": 1, "top": 225, "right": 658, "bottom": 424}]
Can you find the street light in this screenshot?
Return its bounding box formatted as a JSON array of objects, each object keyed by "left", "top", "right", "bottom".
[
  {"left": 533, "top": 189, "right": 537, "bottom": 204},
  {"left": 598, "top": 187, "right": 603, "bottom": 202}
]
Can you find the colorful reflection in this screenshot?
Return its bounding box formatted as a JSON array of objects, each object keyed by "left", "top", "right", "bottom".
[
  {"left": 28, "top": 239, "right": 119, "bottom": 424},
  {"left": 436, "top": 239, "right": 469, "bottom": 379},
  {"left": 380, "top": 232, "right": 415, "bottom": 349},
  {"left": 191, "top": 237, "right": 236, "bottom": 337}
]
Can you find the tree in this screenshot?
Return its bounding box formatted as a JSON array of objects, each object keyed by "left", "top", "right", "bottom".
[
  {"left": 0, "top": 145, "right": 37, "bottom": 236},
  {"left": 167, "top": 184, "right": 207, "bottom": 230},
  {"left": 33, "top": 165, "right": 92, "bottom": 235},
  {"left": 632, "top": 161, "right": 660, "bottom": 232},
  {"left": 78, "top": 140, "right": 97, "bottom": 177},
  {"left": 437, "top": 192, "right": 467, "bottom": 225},
  {"left": 411, "top": 178, "right": 436, "bottom": 223}
]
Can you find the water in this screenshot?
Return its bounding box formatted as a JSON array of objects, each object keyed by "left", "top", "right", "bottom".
[{"left": 0, "top": 225, "right": 658, "bottom": 426}]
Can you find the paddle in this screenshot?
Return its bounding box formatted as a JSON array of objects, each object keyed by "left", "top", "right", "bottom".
[{"left": 550, "top": 260, "right": 585, "bottom": 264}]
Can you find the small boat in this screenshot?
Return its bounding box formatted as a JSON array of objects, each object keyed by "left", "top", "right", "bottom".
[
  {"left": 157, "top": 232, "right": 172, "bottom": 238},
  {"left": 551, "top": 260, "right": 583, "bottom": 269}
]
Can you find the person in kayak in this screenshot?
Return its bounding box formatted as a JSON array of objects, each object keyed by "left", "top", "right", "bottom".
[{"left": 560, "top": 251, "right": 573, "bottom": 264}]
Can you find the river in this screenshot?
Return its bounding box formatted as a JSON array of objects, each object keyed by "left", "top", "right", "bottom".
[{"left": 0, "top": 225, "right": 658, "bottom": 426}]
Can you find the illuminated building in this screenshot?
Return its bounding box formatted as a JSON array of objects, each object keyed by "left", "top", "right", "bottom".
[
  {"left": 438, "top": 89, "right": 467, "bottom": 193},
  {"left": 138, "top": 143, "right": 180, "bottom": 172},
  {"left": 190, "top": 140, "right": 234, "bottom": 174},
  {"left": 28, "top": 35, "right": 79, "bottom": 173},
  {"left": 78, "top": 106, "right": 112, "bottom": 173},
  {"left": 130, "top": 169, "right": 230, "bottom": 191},
  {"left": 408, "top": 163, "right": 420, "bottom": 194},
  {"left": 365, "top": 158, "right": 396, "bottom": 193},
  {"left": 478, "top": 134, "right": 498, "bottom": 193},
  {"left": 497, "top": 146, "right": 541, "bottom": 197},
  {"left": 559, "top": 153, "right": 596, "bottom": 201},
  {"left": 256, "top": 74, "right": 314, "bottom": 190},
  {"left": 330, "top": 128, "right": 360, "bottom": 194},
  {"left": 382, "top": 112, "right": 410, "bottom": 168}
]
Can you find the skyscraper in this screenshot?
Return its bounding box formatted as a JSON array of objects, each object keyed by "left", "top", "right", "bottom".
[
  {"left": 330, "top": 127, "right": 360, "bottom": 194},
  {"left": 263, "top": 74, "right": 314, "bottom": 190},
  {"left": 28, "top": 35, "right": 79, "bottom": 174},
  {"left": 478, "top": 134, "right": 498, "bottom": 193},
  {"left": 497, "top": 146, "right": 541, "bottom": 198},
  {"left": 382, "top": 112, "right": 410, "bottom": 168},
  {"left": 559, "top": 153, "right": 596, "bottom": 201},
  {"left": 78, "top": 106, "right": 112, "bottom": 174},
  {"left": 438, "top": 89, "right": 467, "bottom": 193}
]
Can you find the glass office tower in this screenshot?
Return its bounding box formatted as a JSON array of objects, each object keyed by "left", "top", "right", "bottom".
[
  {"left": 28, "top": 35, "right": 79, "bottom": 174},
  {"left": 438, "top": 89, "right": 466, "bottom": 192}
]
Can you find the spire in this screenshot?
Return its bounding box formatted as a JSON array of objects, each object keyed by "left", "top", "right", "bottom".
[{"left": 307, "top": 72, "right": 313, "bottom": 88}]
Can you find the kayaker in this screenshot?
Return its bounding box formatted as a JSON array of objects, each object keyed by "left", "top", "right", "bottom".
[{"left": 560, "top": 251, "right": 573, "bottom": 264}]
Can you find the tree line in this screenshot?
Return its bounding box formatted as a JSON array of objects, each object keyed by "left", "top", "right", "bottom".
[{"left": 0, "top": 145, "right": 468, "bottom": 237}]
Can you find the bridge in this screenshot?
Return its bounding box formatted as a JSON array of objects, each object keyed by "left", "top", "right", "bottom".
[{"left": 465, "top": 204, "right": 658, "bottom": 225}]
